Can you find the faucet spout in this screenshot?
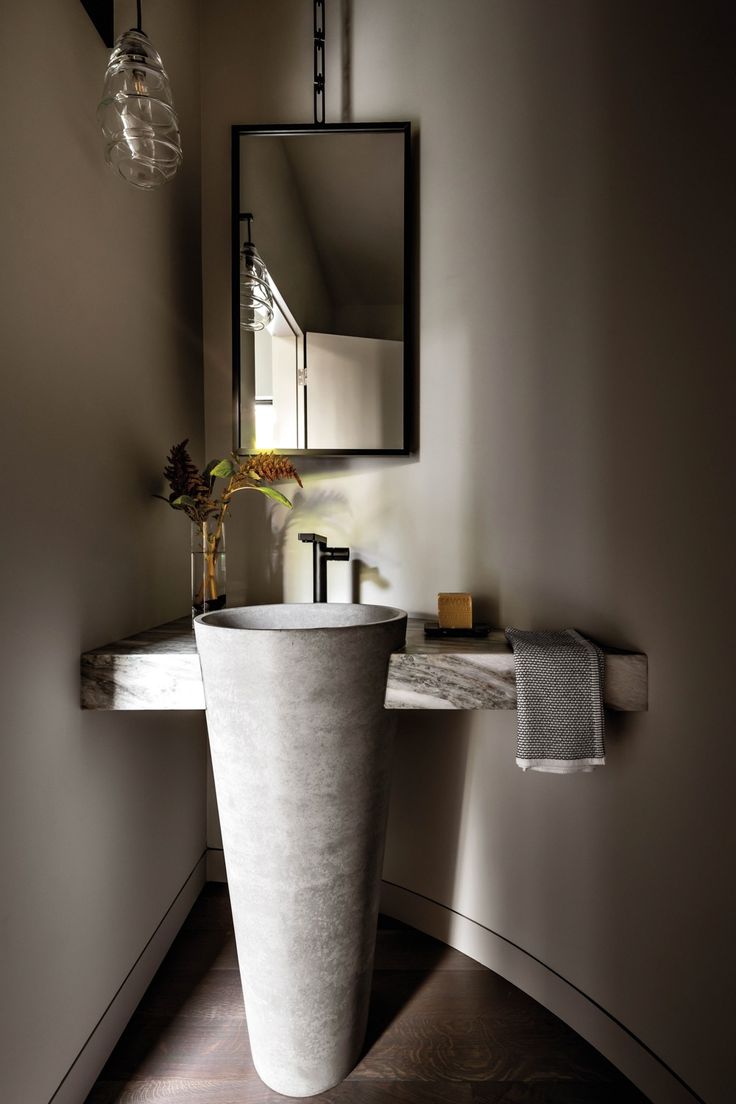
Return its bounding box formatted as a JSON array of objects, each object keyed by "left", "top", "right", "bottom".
[{"left": 298, "top": 533, "right": 351, "bottom": 602}]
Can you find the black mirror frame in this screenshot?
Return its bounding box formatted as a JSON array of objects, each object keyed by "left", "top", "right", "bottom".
[{"left": 231, "top": 122, "right": 414, "bottom": 457}]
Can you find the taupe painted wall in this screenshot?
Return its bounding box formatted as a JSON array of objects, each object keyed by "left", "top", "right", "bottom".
[
  {"left": 0, "top": 2, "right": 206, "bottom": 1100},
  {"left": 202, "top": 2, "right": 734, "bottom": 1101}
]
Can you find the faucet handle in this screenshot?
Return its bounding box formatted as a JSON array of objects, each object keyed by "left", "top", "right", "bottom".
[
  {"left": 325, "top": 546, "right": 350, "bottom": 561},
  {"left": 298, "top": 532, "right": 327, "bottom": 545}
]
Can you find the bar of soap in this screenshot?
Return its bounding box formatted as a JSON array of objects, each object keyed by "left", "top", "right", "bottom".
[{"left": 437, "top": 592, "right": 473, "bottom": 629}]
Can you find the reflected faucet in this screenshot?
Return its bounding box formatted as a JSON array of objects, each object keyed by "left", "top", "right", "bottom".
[{"left": 298, "top": 533, "right": 350, "bottom": 603}]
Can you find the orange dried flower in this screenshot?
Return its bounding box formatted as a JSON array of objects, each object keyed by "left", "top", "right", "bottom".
[{"left": 243, "top": 452, "right": 303, "bottom": 488}]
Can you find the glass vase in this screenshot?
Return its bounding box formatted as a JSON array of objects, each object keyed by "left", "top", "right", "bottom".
[{"left": 191, "top": 519, "right": 226, "bottom": 618}]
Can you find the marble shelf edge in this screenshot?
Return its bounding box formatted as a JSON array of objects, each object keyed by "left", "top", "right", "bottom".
[{"left": 81, "top": 617, "right": 648, "bottom": 713}]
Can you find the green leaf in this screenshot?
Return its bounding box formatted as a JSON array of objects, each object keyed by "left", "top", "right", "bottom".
[
  {"left": 209, "top": 458, "right": 237, "bottom": 479},
  {"left": 254, "top": 485, "right": 293, "bottom": 509},
  {"left": 171, "top": 494, "right": 198, "bottom": 509}
]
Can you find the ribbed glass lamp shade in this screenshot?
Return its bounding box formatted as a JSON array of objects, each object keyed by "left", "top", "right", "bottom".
[
  {"left": 97, "top": 29, "right": 182, "bottom": 189},
  {"left": 240, "top": 243, "right": 274, "bottom": 331}
]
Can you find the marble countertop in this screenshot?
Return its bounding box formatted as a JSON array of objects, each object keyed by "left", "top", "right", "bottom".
[{"left": 81, "top": 616, "right": 647, "bottom": 712}]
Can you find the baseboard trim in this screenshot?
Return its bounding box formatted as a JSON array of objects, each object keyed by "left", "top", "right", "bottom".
[
  {"left": 48, "top": 850, "right": 207, "bottom": 1104},
  {"left": 379, "top": 879, "right": 703, "bottom": 1104}
]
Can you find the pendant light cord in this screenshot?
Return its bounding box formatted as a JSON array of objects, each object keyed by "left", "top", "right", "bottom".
[
  {"left": 136, "top": 0, "right": 142, "bottom": 32},
  {"left": 314, "top": 0, "right": 325, "bottom": 125},
  {"left": 341, "top": 0, "right": 352, "bottom": 122}
]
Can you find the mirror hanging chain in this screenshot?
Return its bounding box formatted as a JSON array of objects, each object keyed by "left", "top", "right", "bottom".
[{"left": 314, "top": 0, "right": 326, "bottom": 125}]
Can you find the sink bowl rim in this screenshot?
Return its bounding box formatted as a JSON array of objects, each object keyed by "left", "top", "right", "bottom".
[{"left": 195, "top": 602, "right": 407, "bottom": 633}]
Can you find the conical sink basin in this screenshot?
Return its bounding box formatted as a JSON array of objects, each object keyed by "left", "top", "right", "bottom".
[{"left": 194, "top": 603, "right": 407, "bottom": 1096}]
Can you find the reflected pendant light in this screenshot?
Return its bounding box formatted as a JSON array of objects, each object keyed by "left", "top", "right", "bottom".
[
  {"left": 239, "top": 214, "right": 274, "bottom": 331},
  {"left": 97, "top": 1, "right": 182, "bottom": 189}
]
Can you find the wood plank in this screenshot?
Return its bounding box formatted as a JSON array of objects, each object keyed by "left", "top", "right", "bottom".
[
  {"left": 84, "top": 890, "right": 647, "bottom": 1103},
  {"left": 86, "top": 1078, "right": 474, "bottom": 1104},
  {"left": 472, "top": 1085, "right": 647, "bottom": 1102},
  {"left": 373, "top": 929, "right": 485, "bottom": 972},
  {"left": 354, "top": 970, "right": 626, "bottom": 1085},
  {"left": 97, "top": 1018, "right": 257, "bottom": 1082}
]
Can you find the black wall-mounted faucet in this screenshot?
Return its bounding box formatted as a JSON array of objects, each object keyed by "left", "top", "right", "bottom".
[{"left": 298, "top": 533, "right": 350, "bottom": 603}]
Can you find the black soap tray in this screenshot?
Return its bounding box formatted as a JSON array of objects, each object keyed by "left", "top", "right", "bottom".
[{"left": 423, "top": 622, "right": 492, "bottom": 639}]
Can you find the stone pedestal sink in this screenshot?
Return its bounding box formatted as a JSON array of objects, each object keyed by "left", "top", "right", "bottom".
[{"left": 194, "top": 603, "right": 407, "bottom": 1097}]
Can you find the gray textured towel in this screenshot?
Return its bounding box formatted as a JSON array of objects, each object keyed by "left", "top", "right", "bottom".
[{"left": 505, "top": 628, "right": 605, "bottom": 773}]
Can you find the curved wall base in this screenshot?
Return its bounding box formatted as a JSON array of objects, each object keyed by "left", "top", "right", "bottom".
[{"left": 379, "top": 880, "right": 702, "bottom": 1104}]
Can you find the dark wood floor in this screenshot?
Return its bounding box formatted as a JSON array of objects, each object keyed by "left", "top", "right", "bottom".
[{"left": 85, "top": 884, "right": 647, "bottom": 1103}]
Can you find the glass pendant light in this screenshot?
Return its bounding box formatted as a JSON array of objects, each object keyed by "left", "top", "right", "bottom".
[
  {"left": 240, "top": 214, "right": 274, "bottom": 331},
  {"left": 97, "top": 4, "right": 182, "bottom": 189}
]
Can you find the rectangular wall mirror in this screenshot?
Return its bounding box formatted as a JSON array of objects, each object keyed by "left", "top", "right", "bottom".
[{"left": 232, "top": 123, "right": 412, "bottom": 456}]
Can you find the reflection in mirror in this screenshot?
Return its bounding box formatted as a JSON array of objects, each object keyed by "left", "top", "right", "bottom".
[
  {"left": 240, "top": 284, "right": 304, "bottom": 450},
  {"left": 233, "top": 124, "right": 411, "bottom": 455}
]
